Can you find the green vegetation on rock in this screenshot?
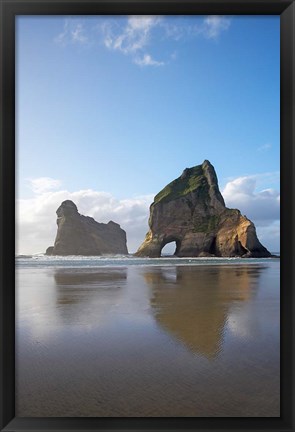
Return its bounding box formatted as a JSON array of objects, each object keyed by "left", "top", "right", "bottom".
[
  {"left": 154, "top": 165, "right": 209, "bottom": 204},
  {"left": 192, "top": 215, "right": 221, "bottom": 233}
]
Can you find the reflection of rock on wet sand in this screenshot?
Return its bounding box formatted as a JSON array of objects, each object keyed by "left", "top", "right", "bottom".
[
  {"left": 54, "top": 269, "right": 127, "bottom": 288},
  {"left": 145, "top": 266, "right": 264, "bottom": 358},
  {"left": 53, "top": 268, "right": 127, "bottom": 325}
]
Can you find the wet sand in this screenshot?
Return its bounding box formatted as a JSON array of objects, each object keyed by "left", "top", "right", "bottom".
[{"left": 15, "top": 263, "right": 280, "bottom": 417}]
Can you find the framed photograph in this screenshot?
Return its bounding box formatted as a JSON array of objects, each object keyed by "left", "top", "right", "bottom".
[{"left": 1, "top": 0, "right": 294, "bottom": 431}]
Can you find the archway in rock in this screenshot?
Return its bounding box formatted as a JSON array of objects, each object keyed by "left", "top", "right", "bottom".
[{"left": 160, "top": 239, "right": 181, "bottom": 257}]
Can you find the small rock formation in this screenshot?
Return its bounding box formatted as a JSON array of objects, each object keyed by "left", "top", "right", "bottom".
[
  {"left": 46, "top": 200, "right": 128, "bottom": 256},
  {"left": 135, "top": 160, "right": 271, "bottom": 258}
]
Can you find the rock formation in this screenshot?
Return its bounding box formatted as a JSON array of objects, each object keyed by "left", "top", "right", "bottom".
[
  {"left": 46, "top": 200, "right": 128, "bottom": 256},
  {"left": 135, "top": 160, "right": 271, "bottom": 258}
]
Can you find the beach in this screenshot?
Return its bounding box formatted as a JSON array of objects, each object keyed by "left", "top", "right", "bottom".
[{"left": 15, "top": 257, "right": 280, "bottom": 417}]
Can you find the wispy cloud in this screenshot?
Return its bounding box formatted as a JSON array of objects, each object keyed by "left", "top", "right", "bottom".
[
  {"left": 134, "top": 54, "right": 164, "bottom": 67},
  {"left": 162, "top": 15, "right": 231, "bottom": 41},
  {"left": 55, "top": 19, "right": 88, "bottom": 46},
  {"left": 103, "top": 16, "right": 161, "bottom": 54},
  {"left": 257, "top": 143, "right": 272, "bottom": 152},
  {"left": 201, "top": 16, "right": 231, "bottom": 39},
  {"left": 55, "top": 15, "right": 231, "bottom": 67},
  {"left": 101, "top": 15, "right": 231, "bottom": 65},
  {"left": 28, "top": 177, "right": 62, "bottom": 194},
  {"left": 100, "top": 16, "right": 163, "bottom": 66}
]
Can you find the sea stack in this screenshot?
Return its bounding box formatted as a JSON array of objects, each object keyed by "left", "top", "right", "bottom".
[
  {"left": 135, "top": 160, "right": 271, "bottom": 258},
  {"left": 46, "top": 200, "right": 128, "bottom": 256}
]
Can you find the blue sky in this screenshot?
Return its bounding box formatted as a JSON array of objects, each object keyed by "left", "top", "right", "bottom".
[{"left": 16, "top": 15, "right": 280, "bottom": 254}]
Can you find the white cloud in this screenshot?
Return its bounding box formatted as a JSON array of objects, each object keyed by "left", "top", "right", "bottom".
[
  {"left": 71, "top": 23, "right": 88, "bottom": 44},
  {"left": 201, "top": 16, "right": 231, "bottom": 39},
  {"left": 222, "top": 175, "right": 280, "bottom": 222},
  {"left": 99, "top": 16, "right": 164, "bottom": 67},
  {"left": 134, "top": 54, "right": 164, "bottom": 67},
  {"left": 55, "top": 19, "right": 88, "bottom": 46},
  {"left": 28, "top": 177, "right": 62, "bottom": 194},
  {"left": 98, "top": 15, "right": 230, "bottom": 66},
  {"left": 222, "top": 175, "right": 280, "bottom": 252},
  {"left": 16, "top": 186, "right": 152, "bottom": 255},
  {"left": 162, "top": 15, "right": 231, "bottom": 41},
  {"left": 54, "top": 15, "right": 231, "bottom": 66},
  {"left": 102, "top": 16, "right": 161, "bottom": 54}
]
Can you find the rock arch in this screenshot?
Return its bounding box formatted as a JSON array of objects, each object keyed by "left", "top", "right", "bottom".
[
  {"left": 160, "top": 237, "right": 181, "bottom": 256},
  {"left": 135, "top": 161, "right": 271, "bottom": 258}
]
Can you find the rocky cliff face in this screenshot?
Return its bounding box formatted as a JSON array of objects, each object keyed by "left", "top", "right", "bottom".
[
  {"left": 136, "top": 160, "right": 271, "bottom": 258},
  {"left": 46, "top": 200, "right": 128, "bottom": 256}
]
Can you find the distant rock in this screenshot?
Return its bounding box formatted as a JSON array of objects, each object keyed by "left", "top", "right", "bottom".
[
  {"left": 45, "top": 246, "right": 54, "bottom": 256},
  {"left": 135, "top": 160, "right": 271, "bottom": 258},
  {"left": 46, "top": 200, "right": 128, "bottom": 256}
]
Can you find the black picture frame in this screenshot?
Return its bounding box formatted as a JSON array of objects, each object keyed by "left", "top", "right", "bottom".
[{"left": 0, "top": 1, "right": 294, "bottom": 431}]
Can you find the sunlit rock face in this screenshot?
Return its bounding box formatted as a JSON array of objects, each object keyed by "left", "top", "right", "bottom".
[
  {"left": 136, "top": 160, "right": 271, "bottom": 258},
  {"left": 46, "top": 200, "right": 128, "bottom": 256}
]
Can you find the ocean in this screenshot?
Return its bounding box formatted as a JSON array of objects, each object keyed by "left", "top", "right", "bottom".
[{"left": 15, "top": 255, "right": 280, "bottom": 417}]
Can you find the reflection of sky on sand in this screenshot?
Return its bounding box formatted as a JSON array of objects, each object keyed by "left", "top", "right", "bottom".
[
  {"left": 16, "top": 267, "right": 155, "bottom": 342},
  {"left": 144, "top": 265, "right": 268, "bottom": 358},
  {"left": 16, "top": 264, "right": 276, "bottom": 356},
  {"left": 16, "top": 263, "right": 280, "bottom": 417},
  {"left": 53, "top": 268, "right": 127, "bottom": 326},
  {"left": 16, "top": 268, "right": 128, "bottom": 340},
  {"left": 226, "top": 264, "right": 280, "bottom": 342}
]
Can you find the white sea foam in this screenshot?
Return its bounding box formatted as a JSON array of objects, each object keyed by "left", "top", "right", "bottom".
[{"left": 15, "top": 253, "right": 279, "bottom": 269}]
